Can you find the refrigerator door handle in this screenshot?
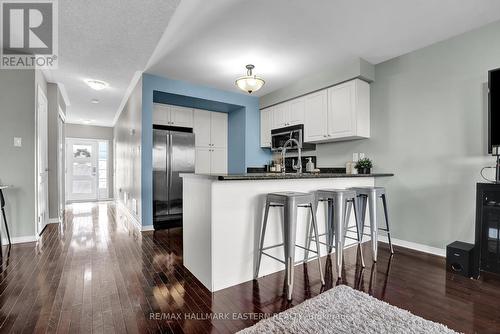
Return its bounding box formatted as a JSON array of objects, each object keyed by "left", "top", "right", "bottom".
[{"left": 168, "top": 132, "right": 173, "bottom": 214}]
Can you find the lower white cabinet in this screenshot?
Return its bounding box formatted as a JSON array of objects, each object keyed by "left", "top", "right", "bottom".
[
  {"left": 210, "top": 147, "right": 227, "bottom": 174},
  {"left": 195, "top": 147, "right": 211, "bottom": 174},
  {"left": 195, "top": 147, "right": 227, "bottom": 174}
]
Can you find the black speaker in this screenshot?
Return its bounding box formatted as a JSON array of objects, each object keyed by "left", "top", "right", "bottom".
[{"left": 446, "top": 241, "right": 475, "bottom": 278}]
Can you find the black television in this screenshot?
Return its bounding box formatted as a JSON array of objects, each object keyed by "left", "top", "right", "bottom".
[{"left": 489, "top": 67, "right": 500, "bottom": 155}]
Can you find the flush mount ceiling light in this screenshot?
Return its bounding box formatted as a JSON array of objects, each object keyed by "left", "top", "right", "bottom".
[
  {"left": 235, "top": 64, "right": 265, "bottom": 94},
  {"left": 84, "top": 79, "right": 109, "bottom": 91},
  {"left": 91, "top": 98, "right": 100, "bottom": 104}
]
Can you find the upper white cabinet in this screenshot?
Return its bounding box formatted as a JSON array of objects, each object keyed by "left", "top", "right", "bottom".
[
  {"left": 326, "top": 79, "right": 369, "bottom": 140},
  {"left": 270, "top": 99, "right": 305, "bottom": 130},
  {"left": 260, "top": 108, "right": 272, "bottom": 147},
  {"left": 289, "top": 98, "right": 305, "bottom": 125},
  {"left": 153, "top": 103, "right": 194, "bottom": 128},
  {"left": 193, "top": 109, "right": 228, "bottom": 174},
  {"left": 303, "top": 90, "right": 328, "bottom": 142}
]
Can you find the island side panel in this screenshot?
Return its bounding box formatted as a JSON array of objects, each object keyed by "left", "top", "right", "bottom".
[
  {"left": 210, "top": 177, "right": 375, "bottom": 291},
  {"left": 183, "top": 176, "right": 213, "bottom": 290}
]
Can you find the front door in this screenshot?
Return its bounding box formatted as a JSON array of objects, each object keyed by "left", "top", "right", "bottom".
[{"left": 66, "top": 139, "right": 99, "bottom": 202}]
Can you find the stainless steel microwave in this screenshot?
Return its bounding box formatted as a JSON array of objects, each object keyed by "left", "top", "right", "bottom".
[{"left": 271, "top": 124, "right": 316, "bottom": 152}]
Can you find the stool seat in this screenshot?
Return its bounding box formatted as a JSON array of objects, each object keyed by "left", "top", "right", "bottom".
[
  {"left": 315, "top": 189, "right": 357, "bottom": 199},
  {"left": 350, "top": 187, "right": 385, "bottom": 196}
]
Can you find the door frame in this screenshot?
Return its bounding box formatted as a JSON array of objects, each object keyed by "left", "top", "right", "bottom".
[
  {"left": 65, "top": 137, "right": 111, "bottom": 203},
  {"left": 35, "top": 85, "right": 49, "bottom": 237}
]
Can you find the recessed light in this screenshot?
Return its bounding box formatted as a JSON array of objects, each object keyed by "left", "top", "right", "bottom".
[
  {"left": 91, "top": 99, "right": 100, "bottom": 104},
  {"left": 84, "top": 79, "right": 109, "bottom": 90}
]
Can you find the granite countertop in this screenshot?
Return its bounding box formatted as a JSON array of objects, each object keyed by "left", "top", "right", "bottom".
[{"left": 180, "top": 173, "right": 394, "bottom": 181}]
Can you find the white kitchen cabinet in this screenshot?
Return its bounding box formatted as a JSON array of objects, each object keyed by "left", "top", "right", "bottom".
[
  {"left": 260, "top": 108, "right": 272, "bottom": 147},
  {"left": 303, "top": 90, "right": 328, "bottom": 142},
  {"left": 289, "top": 97, "right": 305, "bottom": 125},
  {"left": 195, "top": 147, "right": 211, "bottom": 174},
  {"left": 327, "top": 79, "right": 370, "bottom": 140},
  {"left": 272, "top": 103, "right": 289, "bottom": 129},
  {"left": 170, "top": 105, "right": 194, "bottom": 128},
  {"left": 193, "top": 109, "right": 212, "bottom": 147},
  {"left": 210, "top": 147, "right": 227, "bottom": 174},
  {"left": 193, "top": 109, "right": 228, "bottom": 174},
  {"left": 153, "top": 103, "right": 170, "bottom": 126},
  {"left": 210, "top": 112, "right": 228, "bottom": 148},
  {"left": 153, "top": 103, "right": 193, "bottom": 127}
]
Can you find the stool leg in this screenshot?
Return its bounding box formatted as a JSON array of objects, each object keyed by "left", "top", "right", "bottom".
[
  {"left": 2, "top": 208, "right": 11, "bottom": 246},
  {"left": 284, "top": 201, "right": 298, "bottom": 300},
  {"left": 303, "top": 197, "right": 318, "bottom": 262},
  {"left": 368, "top": 191, "right": 378, "bottom": 262},
  {"left": 381, "top": 194, "right": 394, "bottom": 254},
  {"left": 359, "top": 195, "right": 367, "bottom": 242},
  {"left": 327, "top": 199, "right": 334, "bottom": 253},
  {"left": 334, "top": 194, "right": 345, "bottom": 278},
  {"left": 255, "top": 200, "right": 270, "bottom": 279},
  {"left": 352, "top": 198, "right": 365, "bottom": 268},
  {"left": 309, "top": 204, "right": 325, "bottom": 285}
]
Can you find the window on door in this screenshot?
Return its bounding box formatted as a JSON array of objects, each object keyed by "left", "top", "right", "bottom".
[{"left": 98, "top": 141, "right": 108, "bottom": 199}]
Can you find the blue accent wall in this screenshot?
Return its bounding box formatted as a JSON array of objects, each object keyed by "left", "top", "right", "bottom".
[{"left": 141, "top": 73, "right": 271, "bottom": 226}]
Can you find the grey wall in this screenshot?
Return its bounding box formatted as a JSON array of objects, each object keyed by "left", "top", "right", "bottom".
[
  {"left": 0, "top": 70, "right": 38, "bottom": 240},
  {"left": 260, "top": 58, "right": 374, "bottom": 109},
  {"left": 65, "top": 124, "right": 114, "bottom": 199},
  {"left": 312, "top": 21, "right": 500, "bottom": 250},
  {"left": 47, "top": 83, "right": 66, "bottom": 219},
  {"left": 113, "top": 78, "right": 142, "bottom": 221}
]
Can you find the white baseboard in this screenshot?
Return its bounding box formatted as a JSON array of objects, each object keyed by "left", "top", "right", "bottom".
[
  {"left": 1, "top": 235, "right": 37, "bottom": 245},
  {"left": 142, "top": 225, "right": 155, "bottom": 231},
  {"left": 378, "top": 235, "right": 445, "bottom": 257},
  {"left": 48, "top": 218, "right": 60, "bottom": 224}
]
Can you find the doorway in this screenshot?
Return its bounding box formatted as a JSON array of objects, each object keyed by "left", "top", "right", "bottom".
[
  {"left": 65, "top": 138, "right": 109, "bottom": 202},
  {"left": 36, "top": 85, "right": 49, "bottom": 235}
]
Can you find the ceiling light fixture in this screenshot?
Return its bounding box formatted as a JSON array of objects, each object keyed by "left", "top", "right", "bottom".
[
  {"left": 84, "top": 79, "right": 109, "bottom": 91},
  {"left": 91, "top": 99, "right": 100, "bottom": 104},
  {"left": 235, "top": 64, "right": 265, "bottom": 94},
  {"left": 81, "top": 119, "right": 95, "bottom": 125}
]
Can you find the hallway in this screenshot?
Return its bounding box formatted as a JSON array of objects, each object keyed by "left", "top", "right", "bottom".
[{"left": 0, "top": 202, "right": 499, "bottom": 333}]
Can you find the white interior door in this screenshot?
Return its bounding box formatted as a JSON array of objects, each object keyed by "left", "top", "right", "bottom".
[
  {"left": 37, "top": 86, "right": 49, "bottom": 235},
  {"left": 66, "top": 139, "right": 99, "bottom": 202}
]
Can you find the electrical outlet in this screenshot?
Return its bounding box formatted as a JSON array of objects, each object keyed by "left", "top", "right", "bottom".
[{"left": 14, "top": 137, "right": 22, "bottom": 147}]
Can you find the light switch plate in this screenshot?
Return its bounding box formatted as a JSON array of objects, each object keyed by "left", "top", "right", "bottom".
[{"left": 14, "top": 137, "right": 22, "bottom": 147}]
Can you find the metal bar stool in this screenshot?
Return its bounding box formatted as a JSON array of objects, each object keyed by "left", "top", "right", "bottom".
[
  {"left": 350, "top": 186, "right": 394, "bottom": 262},
  {"left": 305, "top": 189, "right": 365, "bottom": 278},
  {"left": 255, "top": 192, "right": 325, "bottom": 300}
]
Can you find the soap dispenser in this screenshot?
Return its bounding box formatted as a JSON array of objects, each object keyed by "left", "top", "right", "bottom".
[{"left": 306, "top": 157, "right": 315, "bottom": 173}]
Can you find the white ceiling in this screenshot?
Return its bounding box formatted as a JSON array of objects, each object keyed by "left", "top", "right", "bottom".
[
  {"left": 147, "top": 0, "right": 500, "bottom": 98},
  {"left": 46, "top": 0, "right": 180, "bottom": 126},
  {"left": 52, "top": 0, "right": 500, "bottom": 127}
]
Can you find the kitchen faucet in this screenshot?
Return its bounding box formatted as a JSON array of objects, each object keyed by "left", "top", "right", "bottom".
[{"left": 281, "top": 138, "right": 302, "bottom": 174}]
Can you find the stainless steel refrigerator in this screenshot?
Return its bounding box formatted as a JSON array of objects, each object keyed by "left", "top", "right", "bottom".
[{"left": 153, "top": 125, "right": 195, "bottom": 229}]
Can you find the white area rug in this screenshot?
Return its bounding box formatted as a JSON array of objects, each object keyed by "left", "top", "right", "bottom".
[{"left": 238, "top": 285, "right": 459, "bottom": 334}]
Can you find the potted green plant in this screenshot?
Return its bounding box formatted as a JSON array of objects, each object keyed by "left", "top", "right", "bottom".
[{"left": 355, "top": 158, "right": 373, "bottom": 174}]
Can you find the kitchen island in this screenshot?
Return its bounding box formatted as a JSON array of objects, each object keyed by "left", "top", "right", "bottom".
[{"left": 180, "top": 173, "right": 393, "bottom": 292}]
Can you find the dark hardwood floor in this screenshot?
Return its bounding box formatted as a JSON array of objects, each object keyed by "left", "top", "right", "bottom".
[{"left": 0, "top": 202, "right": 499, "bottom": 333}]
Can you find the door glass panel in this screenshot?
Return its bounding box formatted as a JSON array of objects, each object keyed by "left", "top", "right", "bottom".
[
  {"left": 73, "top": 162, "right": 93, "bottom": 176},
  {"left": 72, "top": 180, "right": 92, "bottom": 194},
  {"left": 73, "top": 145, "right": 92, "bottom": 158}
]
